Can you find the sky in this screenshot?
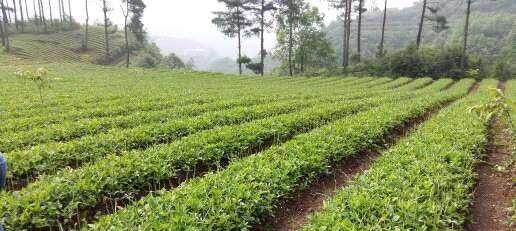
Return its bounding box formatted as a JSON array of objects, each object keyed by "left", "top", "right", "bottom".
[{"left": 66, "top": 0, "right": 419, "bottom": 58}]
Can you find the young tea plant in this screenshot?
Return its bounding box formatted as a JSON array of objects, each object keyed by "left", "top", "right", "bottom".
[
  {"left": 468, "top": 88, "right": 511, "bottom": 121},
  {"left": 468, "top": 88, "right": 515, "bottom": 172},
  {"left": 15, "top": 68, "right": 51, "bottom": 103}
]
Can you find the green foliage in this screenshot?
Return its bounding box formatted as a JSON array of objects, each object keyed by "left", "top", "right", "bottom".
[
  {"left": 126, "top": 0, "right": 146, "bottom": 46},
  {"left": 161, "top": 53, "right": 185, "bottom": 70},
  {"left": 350, "top": 44, "right": 481, "bottom": 79},
  {"left": 494, "top": 59, "right": 513, "bottom": 81},
  {"left": 212, "top": 0, "right": 254, "bottom": 38},
  {"left": 303, "top": 80, "right": 496, "bottom": 230},
  {"left": 274, "top": 3, "right": 336, "bottom": 75},
  {"left": 237, "top": 55, "right": 252, "bottom": 65},
  {"left": 10, "top": 27, "right": 135, "bottom": 65},
  {"left": 469, "top": 88, "right": 512, "bottom": 122},
  {"left": 136, "top": 43, "right": 163, "bottom": 68},
  {"left": 245, "top": 62, "right": 263, "bottom": 74},
  {"left": 325, "top": 0, "right": 513, "bottom": 68},
  {"left": 90, "top": 79, "right": 472, "bottom": 230}
]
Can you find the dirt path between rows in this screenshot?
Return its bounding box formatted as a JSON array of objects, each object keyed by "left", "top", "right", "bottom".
[
  {"left": 254, "top": 82, "right": 480, "bottom": 231},
  {"left": 466, "top": 81, "right": 515, "bottom": 231}
]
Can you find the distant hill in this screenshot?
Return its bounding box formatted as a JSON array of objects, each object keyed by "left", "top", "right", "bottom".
[
  {"left": 150, "top": 35, "right": 224, "bottom": 71},
  {"left": 8, "top": 26, "right": 131, "bottom": 65},
  {"left": 326, "top": 0, "right": 515, "bottom": 63}
]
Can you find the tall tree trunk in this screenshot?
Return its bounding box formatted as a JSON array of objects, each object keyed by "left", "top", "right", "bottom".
[
  {"left": 24, "top": 0, "right": 28, "bottom": 23},
  {"left": 57, "top": 0, "right": 62, "bottom": 23},
  {"left": 38, "top": 0, "right": 46, "bottom": 32},
  {"left": 300, "top": 45, "right": 304, "bottom": 73},
  {"left": 123, "top": 0, "right": 129, "bottom": 68},
  {"left": 37, "top": 0, "right": 41, "bottom": 23},
  {"left": 47, "top": 0, "right": 52, "bottom": 26},
  {"left": 378, "top": 0, "right": 387, "bottom": 57},
  {"left": 32, "top": 0, "right": 38, "bottom": 30},
  {"left": 461, "top": 0, "right": 471, "bottom": 70},
  {"left": 260, "top": 0, "right": 264, "bottom": 76},
  {"left": 236, "top": 5, "right": 242, "bottom": 75},
  {"left": 288, "top": 0, "right": 293, "bottom": 76},
  {"left": 342, "top": 0, "right": 351, "bottom": 69},
  {"left": 12, "top": 0, "right": 18, "bottom": 32},
  {"left": 5, "top": 0, "right": 10, "bottom": 23},
  {"left": 416, "top": 0, "right": 427, "bottom": 48},
  {"left": 84, "top": 0, "right": 88, "bottom": 49},
  {"left": 341, "top": 8, "right": 346, "bottom": 69},
  {"left": 60, "top": 0, "right": 65, "bottom": 23},
  {"left": 102, "top": 0, "right": 109, "bottom": 55},
  {"left": 357, "top": 0, "right": 363, "bottom": 62},
  {"left": 67, "top": 0, "right": 70, "bottom": 23},
  {"left": 0, "top": 0, "right": 10, "bottom": 51},
  {"left": 0, "top": 16, "right": 6, "bottom": 47},
  {"left": 18, "top": 0, "right": 23, "bottom": 32}
]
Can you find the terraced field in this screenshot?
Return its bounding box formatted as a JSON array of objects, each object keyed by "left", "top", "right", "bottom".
[
  {"left": 0, "top": 57, "right": 513, "bottom": 230},
  {"left": 8, "top": 27, "right": 128, "bottom": 64}
]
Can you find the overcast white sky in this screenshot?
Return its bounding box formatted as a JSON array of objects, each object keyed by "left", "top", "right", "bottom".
[{"left": 65, "top": 0, "right": 418, "bottom": 57}]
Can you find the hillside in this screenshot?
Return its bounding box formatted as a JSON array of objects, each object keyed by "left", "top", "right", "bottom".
[
  {"left": 326, "top": 0, "right": 515, "bottom": 63},
  {"left": 8, "top": 27, "right": 131, "bottom": 65}
]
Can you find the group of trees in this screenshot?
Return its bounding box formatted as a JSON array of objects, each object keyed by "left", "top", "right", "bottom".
[
  {"left": 212, "top": 0, "right": 274, "bottom": 76},
  {"left": 0, "top": 0, "right": 146, "bottom": 68},
  {"left": 212, "top": 0, "right": 487, "bottom": 77},
  {"left": 136, "top": 42, "right": 194, "bottom": 70},
  {"left": 89, "top": 0, "right": 146, "bottom": 67},
  {"left": 0, "top": 0, "right": 75, "bottom": 51},
  {"left": 213, "top": 0, "right": 336, "bottom": 76},
  {"left": 94, "top": 0, "right": 147, "bottom": 68}
]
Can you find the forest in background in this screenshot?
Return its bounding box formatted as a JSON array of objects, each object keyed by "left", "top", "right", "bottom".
[{"left": 0, "top": 0, "right": 514, "bottom": 79}]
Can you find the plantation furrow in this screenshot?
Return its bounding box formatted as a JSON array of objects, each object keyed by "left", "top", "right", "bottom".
[
  {"left": 397, "top": 77, "right": 434, "bottom": 91},
  {"left": 0, "top": 74, "right": 336, "bottom": 121},
  {"left": 0, "top": 77, "right": 369, "bottom": 133},
  {"left": 0, "top": 93, "right": 334, "bottom": 152},
  {"left": 466, "top": 81, "right": 515, "bottom": 231},
  {"left": 85, "top": 79, "right": 472, "bottom": 230},
  {"left": 1, "top": 77, "right": 407, "bottom": 151},
  {"left": 4, "top": 88, "right": 390, "bottom": 187},
  {"left": 379, "top": 77, "right": 413, "bottom": 89},
  {"left": 254, "top": 79, "right": 462, "bottom": 230},
  {"left": 4, "top": 98, "right": 321, "bottom": 186},
  {"left": 302, "top": 79, "right": 497, "bottom": 231},
  {"left": 0, "top": 93, "right": 406, "bottom": 230}
]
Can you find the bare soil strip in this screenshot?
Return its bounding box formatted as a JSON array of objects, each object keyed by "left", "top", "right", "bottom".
[
  {"left": 466, "top": 81, "right": 515, "bottom": 231},
  {"left": 253, "top": 83, "right": 479, "bottom": 231}
]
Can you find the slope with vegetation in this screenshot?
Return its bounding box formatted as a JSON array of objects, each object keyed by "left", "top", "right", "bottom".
[{"left": 9, "top": 26, "right": 129, "bottom": 64}]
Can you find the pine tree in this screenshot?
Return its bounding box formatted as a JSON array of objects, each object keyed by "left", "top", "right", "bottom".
[
  {"left": 102, "top": 0, "right": 110, "bottom": 55},
  {"left": 248, "top": 0, "right": 275, "bottom": 76},
  {"left": 461, "top": 0, "right": 472, "bottom": 70},
  {"left": 127, "top": 0, "right": 146, "bottom": 46},
  {"left": 83, "top": 0, "right": 89, "bottom": 49},
  {"left": 47, "top": 0, "right": 53, "bottom": 26},
  {"left": 327, "top": 0, "right": 352, "bottom": 69},
  {"left": 122, "top": 0, "right": 146, "bottom": 67},
  {"left": 12, "top": 0, "right": 18, "bottom": 32},
  {"left": 212, "top": 0, "right": 253, "bottom": 75},
  {"left": 356, "top": 0, "right": 366, "bottom": 62},
  {"left": 416, "top": 0, "right": 448, "bottom": 48},
  {"left": 18, "top": 0, "right": 24, "bottom": 32},
  {"left": 0, "top": 0, "right": 10, "bottom": 50},
  {"left": 377, "top": 0, "right": 387, "bottom": 57},
  {"left": 275, "top": 0, "right": 304, "bottom": 76}
]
